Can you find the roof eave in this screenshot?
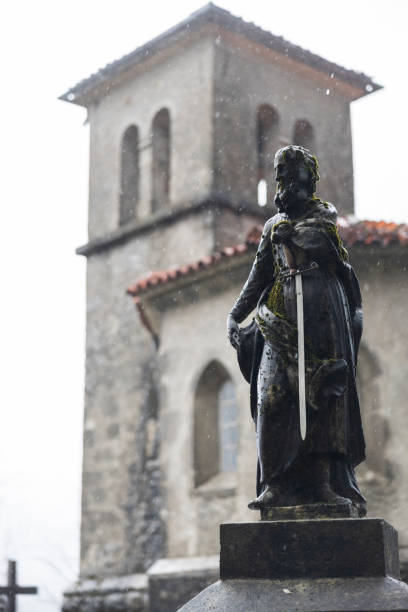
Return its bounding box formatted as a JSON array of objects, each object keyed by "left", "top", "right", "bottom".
[{"left": 60, "top": 3, "right": 381, "bottom": 108}]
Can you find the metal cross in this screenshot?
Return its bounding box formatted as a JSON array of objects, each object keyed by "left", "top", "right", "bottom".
[{"left": 0, "top": 560, "right": 38, "bottom": 612}]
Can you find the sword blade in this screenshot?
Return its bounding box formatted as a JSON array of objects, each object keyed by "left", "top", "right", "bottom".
[{"left": 295, "top": 273, "right": 307, "bottom": 440}]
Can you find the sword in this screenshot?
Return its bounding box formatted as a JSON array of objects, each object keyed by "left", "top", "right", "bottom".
[
  {"left": 282, "top": 245, "right": 318, "bottom": 441},
  {"left": 295, "top": 272, "right": 306, "bottom": 441}
]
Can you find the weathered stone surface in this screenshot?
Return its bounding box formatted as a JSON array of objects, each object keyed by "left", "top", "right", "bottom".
[
  {"left": 62, "top": 595, "right": 146, "bottom": 612},
  {"left": 261, "top": 502, "right": 359, "bottom": 521},
  {"left": 62, "top": 559, "right": 220, "bottom": 612},
  {"left": 147, "top": 555, "right": 219, "bottom": 612},
  {"left": 179, "top": 576, "right": 408, "bottom": 611},
  {"left": 220, "top": 519, "right": 400, "bottom": 580},
  {"left": 179, "top": 519, "right": 408, "bottom": 610},
  {"left": 62, "top": 574, "right": 148, "bottom": 612}
]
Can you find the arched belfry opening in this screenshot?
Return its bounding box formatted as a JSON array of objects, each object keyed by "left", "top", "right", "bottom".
[
  {"left": 151, "top": 108, "right": 171, "bottom": 213},
  {"left": 119, "top": 125, "right": 139, "bottom": 225},
  {"left": 193, "top": 361, "right": 239, "bottom": 487},
  {"left": 293, "top": 119, "right": 315, "bottom": 153},
  {"left": 256, "top": 104, "right": 279, "bottom": 207}
]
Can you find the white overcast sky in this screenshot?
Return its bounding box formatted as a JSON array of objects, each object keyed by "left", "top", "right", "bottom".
[{"left": 1, "top": 1, "right": 407, "bottom": 610}]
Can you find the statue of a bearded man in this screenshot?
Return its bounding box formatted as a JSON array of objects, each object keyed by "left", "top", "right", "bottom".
[{"left": 227, "top": 145, "right": 366, "bottom": 517}]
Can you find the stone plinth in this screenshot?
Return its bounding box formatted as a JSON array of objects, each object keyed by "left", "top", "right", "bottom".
[
  {"left": 179, "top": 519, "right": 408, "bottom": 611},
  {"left": 260, "top": 502, "right": 359, "bottom": 521},
  {"left": 221, "top": 519, "right": 399, "bottom": 580}
]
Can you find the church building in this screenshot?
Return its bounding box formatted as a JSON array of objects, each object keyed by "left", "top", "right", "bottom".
[{"left": 61, "top": 5, "right": 408, "bottom": 611}]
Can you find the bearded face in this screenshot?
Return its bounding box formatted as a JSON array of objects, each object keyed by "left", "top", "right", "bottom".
[{"left": 274, "top": 147, "right": 316, "bottom": 215}]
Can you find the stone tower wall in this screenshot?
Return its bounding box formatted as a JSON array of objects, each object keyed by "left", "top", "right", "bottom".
[
  {"left": 212, "top": 35, "right": 355, "bottom": 214},
  {"left": 81, "top": 208, "right": 226, "bottom": 577},
  {"left": 87, "top": 34, "right": 215, "bottom": 241}
]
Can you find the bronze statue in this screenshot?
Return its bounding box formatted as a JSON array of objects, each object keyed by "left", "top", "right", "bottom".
[{"left": 227, "top": 145, "right": 366, "bottom": 517}]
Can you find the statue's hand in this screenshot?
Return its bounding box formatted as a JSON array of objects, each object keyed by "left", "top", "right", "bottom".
[
  {"left": 271, "top": 220, "right": 295, "bottom": 244},
  {"left": 227, "top": 314, "right": 241, "bottom": 350}
]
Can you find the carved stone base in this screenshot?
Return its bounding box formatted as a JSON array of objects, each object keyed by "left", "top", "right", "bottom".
[
  {"left": 260, "top": 502, "right": 358, "bottom": 521},
  {"left": 179, "top": 519, "right": 408, "bottom": 611},
  {"left": 220, "top": 519, "right": 399, "bottom": 580}
]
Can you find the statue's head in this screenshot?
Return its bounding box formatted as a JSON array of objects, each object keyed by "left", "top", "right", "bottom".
[{"left": 274, "top": 145, "right": 319, "bottom": 213}]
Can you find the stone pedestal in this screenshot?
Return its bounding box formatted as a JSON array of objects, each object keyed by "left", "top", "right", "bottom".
[{"left": 179, "top": 519, "right": 408, "bottom": 611}]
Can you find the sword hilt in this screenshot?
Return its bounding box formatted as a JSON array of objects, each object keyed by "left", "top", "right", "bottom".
[{"left": 279, "top": 261, "right": 318, "bottom": 280}]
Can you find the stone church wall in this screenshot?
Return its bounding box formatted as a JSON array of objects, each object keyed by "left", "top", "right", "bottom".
[
  {"left": 156, "top": 273, "right": 256, "bottom": 558},
  {"left": 353, "top": 248, "right": 408, "bottom": 573}
]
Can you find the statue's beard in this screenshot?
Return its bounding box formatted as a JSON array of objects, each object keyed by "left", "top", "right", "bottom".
[{"left": 275, "top": 181, "right": 312, "bottom": 216}]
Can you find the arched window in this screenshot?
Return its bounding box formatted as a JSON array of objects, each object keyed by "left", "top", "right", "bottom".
[
  {"left": 293, "top": 119, "right": 315, "bottom": 152},
  {"left": 256, "top": 105, "right": 279, "bottom": 207},
  {"left": 119, "top": 125, "right": 139, "bottom": 225},
  {"left": 218, "top": 380, "right": 239, "bottom": 472},
  {"left": 151, "top": 108, "right": 170, "bottom": 213},
  {"left": 193, "top": 361, "right": 239, "bottom": 487}
]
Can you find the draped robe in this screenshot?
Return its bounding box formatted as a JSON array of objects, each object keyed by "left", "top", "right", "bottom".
[{"left": 230, "top": 200, "right": 366, "bottom": 506}]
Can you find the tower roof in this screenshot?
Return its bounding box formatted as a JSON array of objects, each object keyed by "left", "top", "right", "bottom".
[{"left": 60, "top": 3, "right": 381, "bottom": 107}]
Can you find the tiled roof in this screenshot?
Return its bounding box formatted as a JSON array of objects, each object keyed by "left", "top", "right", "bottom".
[
  {"left": 127, "top": 242, "right": 255, "bottom": 298},
  {"left": 60, "top": 3, "right": 380, "bottom": 105},
  {"left": 127, "top": 218, "right": 408, "bottom": 298},
  {"left": 337, "top": 218, "right": 408, "bottom": 248}
]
